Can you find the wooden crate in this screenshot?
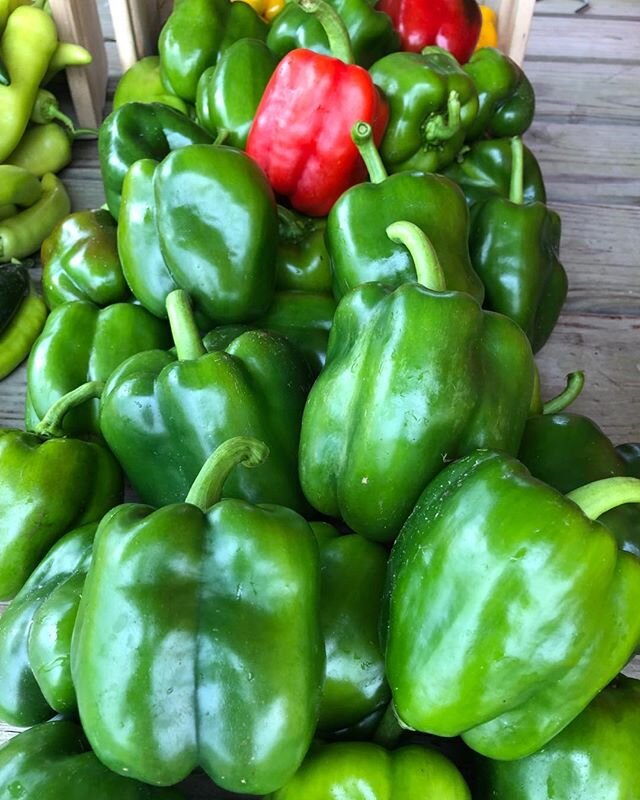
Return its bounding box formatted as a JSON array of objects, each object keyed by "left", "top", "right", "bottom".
[{"left": 107, "top": 0, "right": 537, "bottom": 71}]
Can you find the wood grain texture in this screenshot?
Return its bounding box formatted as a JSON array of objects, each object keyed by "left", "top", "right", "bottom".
[
  {"left": 534, "top": 0, "right": 640, "bottom": 17},
  {"left": 527, "top": 16, "right": 640, "bottom": 60}
]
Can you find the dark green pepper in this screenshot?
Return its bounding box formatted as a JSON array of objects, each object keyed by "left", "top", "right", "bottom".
[
  {"left": 0, "top": 523, "right": 95, "bottom": 725},
  {"left": 0, "top": 262, "right": 47, "bottom": 380},
  {"left": 619, "top": 443, "right": 640, "bottom": 477},
  {"left": 196, "top": 38, "right": 277, "bottom": 147},
  {"left": 267, "top": 0, "right": 399, "bottom": 69},
  {"left": 41, "top": 208, "right": 128, "bottom": 308},
  {"left": 159, "top": 0, "right": 268, "bottom": 102},
  {"left": 370, "top": 46, "right": 479, "bottom": 174},
  {"left": 443, "top": 136, "right": 547, "bottom": 209},
  {"left": 0, "top": 382, "right": 123, "bottom": 600},
  {"left": 385, "top": 449, "right": 640, "bottom": 759},
  {"left": 113, "top": 55, "right": 189, "bottom": 114},
  {"left": 327, "top": 122, "right": 484, "bottom": 303},
  {"left": 101, "top": 290, "right": 311, "bottom": 513},
  {"left": 463, "top": 47, "right": 535, "bottom": 141},
  {"left": 98, "top": 102, "right": 211, "bottom": 218},
  {"left": 276, "top": 206, "right": 332, "bottom": 293},
  {"left": 26, "top": 301, "right": 170, "bottom": 436},
  {"left": 72, "top": 437, "right": 324, "bottom": 794},
  {"left": 301, "top": 222, "right": 534, "bottom": 542},
  {"left": 469, "top": 137, "right": 567, "bottom": 352},
  {"left": 0, "top": 721, "right": 184, "bottom": 799}
]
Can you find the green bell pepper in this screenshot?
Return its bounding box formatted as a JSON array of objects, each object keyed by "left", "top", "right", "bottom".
[
  {"left": 469, "top": 137, "right": 567, "bottom": 352},
  {"left": 26, "top": 301, "right": 170, "bottom": 436},
  {"left": 41, "top": 208, "right": 128, "bottom": 308},
  {"left": 370, "top": 46, "right": 479, "bottom": 174},
  {"left": 313, "top": 522, "right": 389, "bottom": 733},
  {"left": 0, "top": 523, "right": 95, "bottom": 725},
  {"left": 0, "top": 721, "right": 184, "bottom": 799},
  {"left": 443, "top": 136, "right": 547, "bottom": 209},
  {"left": 327, "top": 122, "right": 483, "bottom": 302},
  {"left": 276, "top": 206, "right": 332, "bottom": 293},
  {"left": 159, "top": 0, "right": 268, "bottom": 102},
  {"left": 267, "top": 0, "right": 399, "bottom": 68},
  {"left": 101, "top": 290, "right": 311, "bottom": 512},
  {"left": 0, "top": 262, "right": 47, "bottom": 380},
  {"left": 196, "top": 38, "right": 277, "bottom": 147},
  {"left": 0, "top": 382, "right": 123, "bottom": 600},
  {"left": 474, "top": 676, "right": 640, "bottom": 799},
  {"left": 619, "top": 442, "right": 640, "bottom": 477},
  {"left": 463, "top": 47, "right": 535, "bottom": 141},
  {"left": 113, "top": 55, "right": 189, "bottom": 114},
  {"left": 72, "top": 437, "right": 324, "bottom": 793},
  {"left": 385, "top": 449, "right": 640, "bottom": 759},
  {"left": 300, "top": 221, "right": 534, "bottom": 542},
  {"left": 270, "top": 742, "right": 471, "bottom": 799},
  {"left": 99, "top": 102, "right": 212, "bottom": 218}
]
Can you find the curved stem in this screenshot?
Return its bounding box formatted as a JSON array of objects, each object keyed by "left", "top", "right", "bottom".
[
  {"left": 185, "top": 437, "right": 269, "bottom": 511},
  {"left": 213, "top": 128, "right": 228, "bottom": 146},
  {"left": 166, "top": 290, "right": 206, "bottom": 361},
  {"left": 46, "top": 105, "right": 79, "bottom": 133},
  {"left": 351, "top": 121, "right": 387, "bottom": 184},
  {"left": 568, "top": 477, "right": 640, "bottom": 520},
  {"left": 277, "top": 205, "right": 309, "bottom": 241},
  {"left": 72, "top": 126, "right": 99, "bottom": 139},
  {"left": 510, "top": 136, "right": 524, "bottom": 205},
  {"left": 543, "top": 371, "right": 585, "bottom": 415},
  {"left": 34, "top": 381, "right": 105, "bottom": 438},
  {"left": 372, "top": 703, "right": 406, "bottom": 748},
  {"left": 386, "top": 221, "right": 447, "bottom": 291},
  {"left": 424, "top": 90, "right": 461, "bottom": 143},
  {"left": 295, "top": 0, "right": 354, "bottom": 64}
]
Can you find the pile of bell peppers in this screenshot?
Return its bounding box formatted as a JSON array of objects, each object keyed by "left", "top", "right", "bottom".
[{"left": 1, "top": 0, "right": 639, "bottom": 797}]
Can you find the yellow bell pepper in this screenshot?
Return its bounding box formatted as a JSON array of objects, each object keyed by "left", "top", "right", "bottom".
[
  {"left": 475, "top": 5, "right": 499, "bottom": 50},
  {"left": 233, "top": 0, "right": 285, "bottom": 21}
]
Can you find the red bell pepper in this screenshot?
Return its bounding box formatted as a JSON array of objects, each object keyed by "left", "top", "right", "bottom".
[
  {"left": 377, "top": 0, "right": 482, "bottom": 63},
  {"left": 246, "top": 0, "right": 388, "bottom": 217}
]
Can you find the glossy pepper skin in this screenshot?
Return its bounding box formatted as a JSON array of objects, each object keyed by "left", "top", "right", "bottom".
[
  {"left": 101, "top": 291, "right": 311, "bottom": 513},
  {"left": 377, "top": 0, "right": 481, "bottom": 63},
  {"left": 113, "top": 55, "right": 189, "bottom": 114},
  {"left": 5, "top": 122, "right": 73, "bottom": 176},
  {"left": 300, "top": 222, "right": 534, "bottom": 542},
  {"left": 469, "top": 138, "right": 567, "bottom": 352},
  {"left": 370, "top": 46, "right": 479, "bottom": 174},
  {"left": 26, "top": 301, "right": 170, "bottom": 436},
  {"left": 72, "top": 438, "right": 324, "bottom": 794},
  {"left": 159, "top": 0, "right": 268, "bottom": 102},
  {"left": 463, "top": 47, "right": 535, "bottom": 140},
  {"left": 0, "top": 721, "right": 184, "bottom": 799},
  {"left": 519, "top": 411, "right": 640, "bottom": 558},
  {"left": 475, "top": 677, "right": 640, "bottom": 799},
  {"left": 247, "top": 0, "right": 389, "bottom": 217},
  {"left": 443, "top": 136, "right": 547, "bottom": 209},
  {"left": 327, "top": 122, "right": 483, "bottom": 301},
  {"left": 276, "top": 207, "right": 332, "bottom": 293},
  {"left": 270, "top": 742, "right": 471, "bottom": 799},
  {"left": 0, "top": 523, "right": 95, "bottom": 725},
  {"left": 41, "top": 209, "right": 128, "bottom": 308},
  {"left": 267, "top": 0, "right": 399, "bottom": 68},
  {"left": 98, "top": 102, "right": 212, "bottom": 218},
  {"left": 0, "top": 384, "right": 123, "bottom": 600},
  {"left": 385, "top": 449, "right": 640, "bottom": 759},
  {"left": 0, "top": 262, "right": 47, "bottom": 380},
  {"left": 196, "top": 38, "right": 277, "bottom": 147},
  {"left": 313, "top": 523, "right": 390, "bottom": 732}
]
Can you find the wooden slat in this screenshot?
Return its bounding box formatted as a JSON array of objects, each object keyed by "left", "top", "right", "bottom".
[
  {"left": 527, "top": 16, "right": 640, "bottom": 60},
  {"left": 535, "top": 0, "right": 640, "bottom": 17}
]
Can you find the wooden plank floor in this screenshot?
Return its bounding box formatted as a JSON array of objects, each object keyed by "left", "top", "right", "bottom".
[{"left": 0, "top": 0, "right": 638, "bottom": 788}]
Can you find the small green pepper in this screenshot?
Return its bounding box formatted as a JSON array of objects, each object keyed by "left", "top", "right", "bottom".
[
  {"left": 5, "top": 123, "right": 73, "bottom": 176},
  {"left": 0, "top": 164, "right": 42, "bottom": 207},
  {"left": 43, "top": 41, "right": 93, "bottom": 84},
  {"left": 0, "top": 262, "right": 47, "bottom": 380},
  {"left": 114, "top": 55, "right": 189, "bottom": 114}
]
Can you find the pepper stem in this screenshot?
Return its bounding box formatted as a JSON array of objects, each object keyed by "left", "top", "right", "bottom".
[
  {"left": 386, "top": 221, "right": 447, "bottom": 291},
  {"left": 166, "top": 290, "right": 206, "bottom": 361},
  {"left": 213, "top": 128, "right": 229, "bottom": 146},
  {"left": 510, "top": 136, "right": 524, "bottom": 205},
  {"left": 372, "top": 703, "right": 407, "bottom": 748},
  {"left": 295, "top": 0, "right": 354, "bottom": 64},
  {"left": 351, "top": 121, "right": 387, "bottom": 184},
  {"left": 33, "top": 381, "right": 105, "bottom": 438},
  {"left": 424, "top": 90, "right": 462, "bottom": 143},
  {"left": 185, "top": 437, "right": 270, "bottom": 511},
  {"left": 542, "top": 371, "right": 585, "bottom": 414},
  {"left": 567, "top": 477, "right": 640, "bottom": 521}
]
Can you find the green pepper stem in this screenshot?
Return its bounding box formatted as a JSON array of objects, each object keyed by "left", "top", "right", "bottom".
[
  {"left": 185, "top": 436, "right": 270, "bottom": 511},
  {"left": 424, "top": 90, "right": 462, "bottom": 143},
  {"left": 567, "top": 477, "right": 640, "bottom": 521},
  {"left": 72, "top": 127, "right": 99, "bottom": 139},
  {"left": 33, "top": 381, "right": 105, "bottom": 438},
  {"left": 529, "top": 367, "right": 543, "bottom": 416},
  {"left": 294, "top": 0, "right": 354, "bottom": 64},
  {"left": 213, "top": 128, "right": 228, "bottom": 146},
  {"left": 542, "top": 371, "right": 585, "bottom": 415},
  {"left": 166, "top": 289, "right": 206, "bottom": 361},
  {"left": 277, "top": 205, "right": 309, "bottom": 241},
  {"left": 351, "top": 121, "right": 387, "bottom": 184},
  {"left": 386, "top": 221, "right": 447, "bottom": 291},
  {"left": 510, "top": 136, "right": 524, "bottom": 205},
  {"left": 372, "top": 703, "right": 407, "bottom": 747}
]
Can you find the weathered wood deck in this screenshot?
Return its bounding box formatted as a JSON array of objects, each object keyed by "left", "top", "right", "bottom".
[{"left": 0, "top": 0, "right": 638, "bottom": 787}]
